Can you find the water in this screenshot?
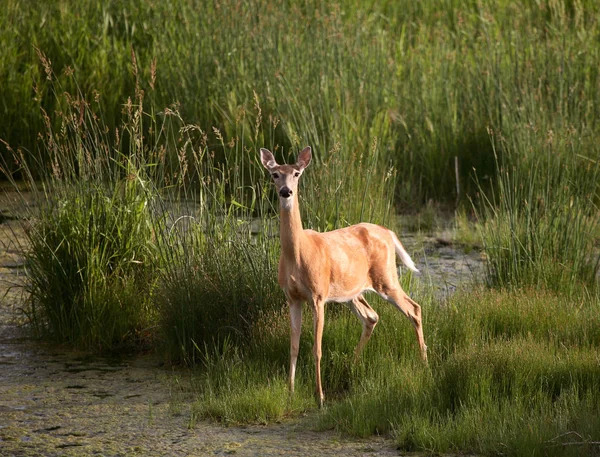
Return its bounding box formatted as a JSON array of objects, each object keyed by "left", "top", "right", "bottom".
[{"left": 404, "top": 233, "right": 485, "bottom": 300}]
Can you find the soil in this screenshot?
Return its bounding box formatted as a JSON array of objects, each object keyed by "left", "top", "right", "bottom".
[{"left": 0, "top": 192, "right": 483, "bottom": 456}]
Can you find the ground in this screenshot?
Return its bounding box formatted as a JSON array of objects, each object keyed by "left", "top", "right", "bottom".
[{"left": 0, "top": 338, "right": 401, "bottom": 456}]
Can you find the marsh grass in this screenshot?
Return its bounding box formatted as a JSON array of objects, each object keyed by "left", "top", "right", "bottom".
[
  {"left": 0, "top": 53, "right": 166, "bottom": 349},
  {"left": 2, "top": 40, "right": 398, "bottom": 359},
  {"left": 22, "top": 180, "right": 157, "bottom": 349},
  {"left": 2, "top": 0, "right": 600, "bottom": 454},
  {"left": 476, "top": 130, "right": 600, "bottom": 293},
  {"left": 156, "top": 216, "right": 283, "bottom": 364},
  {"left": 186, "top": 285, "right": 600, "bottom": 455},
  {"left": 318, "top": 287, "right": 600, "bottom": 456},
  {"left": 5, "top": 0, "right": 600, "bottom": 207},
  {"left": 190, "top": 339, "right": 313, "bottom": 425}
]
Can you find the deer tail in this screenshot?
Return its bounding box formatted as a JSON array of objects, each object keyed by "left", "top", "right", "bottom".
[{"left": 390, "top": 231, "right": 419, "bottom": 273}]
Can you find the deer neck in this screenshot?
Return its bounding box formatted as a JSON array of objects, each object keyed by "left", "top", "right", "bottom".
[{"left": 279, "top": 194, "right": 305, "bottom": 261}]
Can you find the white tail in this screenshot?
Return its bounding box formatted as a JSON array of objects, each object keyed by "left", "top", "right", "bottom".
[
  {"left": 260, "top": 146, "right": 428, "bottom": 407},
  {"left": 391, "top": 230, "right": 419, "bottom": 273}
]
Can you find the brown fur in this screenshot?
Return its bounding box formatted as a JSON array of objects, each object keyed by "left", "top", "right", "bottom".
[{"left": 260, "top": 146, "right": 427, "bottom": 407}]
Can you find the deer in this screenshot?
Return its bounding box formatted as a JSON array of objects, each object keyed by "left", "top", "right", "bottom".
[{"left": 260, "top": 146, "right": 427, "bottom": 407}]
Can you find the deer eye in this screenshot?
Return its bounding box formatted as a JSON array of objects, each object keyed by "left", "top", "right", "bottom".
[
  {"left": 271, "top": 173, "right": 279, "bottom": 179},
  {"left": 294, "top": 171, "right": 300, "bottom": 177}
]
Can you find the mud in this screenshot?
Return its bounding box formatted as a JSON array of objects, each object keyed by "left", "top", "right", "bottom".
[
  {"left": 0, "top": 340, "right": 401, "bottom": 456},
  {"left": 405, "top": 233, "right": 485, "bottom": 301},
  {"left": 0, "top": 193, "right": 483, "bottom": 456}
]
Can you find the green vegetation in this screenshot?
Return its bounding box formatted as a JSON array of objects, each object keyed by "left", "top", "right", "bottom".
[
  {"left": 23, "top": 180, "right": 157, "bottom": 349},
  {"left": 189, "top": 288, "right": 600, "bottom": 456},
  {"left": 476, "top": 137, "right": 600, "bottom": 293},
  {"left": 4, "top": 0, "right": 600, "bottom": 206},
  {"left": 1, "top": 0, "right": 599, "bottom": 455},
  {"left": 319, "top": 288, "right": 600, "bottom": 456},
  {"left": 1, "top": 67, "right": 161, "bottom": 349}
]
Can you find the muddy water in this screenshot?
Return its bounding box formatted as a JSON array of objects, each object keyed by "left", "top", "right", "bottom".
[
  {"left": 0, "top": 195, "right": 483, "bottom": 456},
  {"left": 406, "top": 233, "right": 485, "bottom": 300}
]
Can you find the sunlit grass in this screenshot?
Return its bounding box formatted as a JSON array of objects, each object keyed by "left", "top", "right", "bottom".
[
  {"left": 183, "top": 286, "right": 600, "bottom": 455},
  {"left": 318, "top": 287, "right": 600, "bottom": 456},
  {"left": 475, "top": 133, "right": 600, "bottom": 293}
]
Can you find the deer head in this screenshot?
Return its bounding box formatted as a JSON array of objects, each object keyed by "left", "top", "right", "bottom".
[{"left": 260, "top": 146, "right": 312, "bottom": 210}]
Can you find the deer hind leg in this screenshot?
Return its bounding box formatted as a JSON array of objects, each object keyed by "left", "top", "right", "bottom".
[
  {"left": 311, "top": 298, "right": 326, "bottom": 407},
  {"left": 347, "top": 294, "right": 379, "bottom": 360},
  {"left": 289, "top": 300, "right": 302, "bottom": 394},
  {"left": 378, "top": 285, "right": 428, "bottom": 362}
]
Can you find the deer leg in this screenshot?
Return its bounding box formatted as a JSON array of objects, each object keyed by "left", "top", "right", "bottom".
[
  {"left": 312, "top": 299, "right": 325, "bottom": 407},
  {"left": 289, "top": 300, "right": 302, "bottom": 394},
  {"left": 378, "top": 286, "right": 428, "bottom": 362},
  {"left": 347, "top": 295, "right": 379, "bottom": 360}
]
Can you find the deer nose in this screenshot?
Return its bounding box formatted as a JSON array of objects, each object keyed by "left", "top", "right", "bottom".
[{"left": 279, "top": 187, "right": 293, "bottom": 198}]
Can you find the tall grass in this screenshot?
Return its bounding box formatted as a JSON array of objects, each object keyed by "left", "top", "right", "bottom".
[
  {"left": 0, "top": 55, "right": 163, "bottom": 349},
  {"left": 22, "top": 180, "right": 157, "bottom": 349},
  {"left": 1, "top": 43, "right": 398, "bottom": 355},
  {"left": 154, "top": 105, "right": 397, "bottom": 364},
  {"left": 475, "top": 128, "right": 600, "bottom": 293},
  {"left": 4, "top": 0, "right": 600, "bottom": 207}
]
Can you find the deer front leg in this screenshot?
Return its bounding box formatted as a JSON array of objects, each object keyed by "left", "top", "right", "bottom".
[
  {"left": 289, "top": 301, "right": 302, "bottom": 394},
  {"left": 312, "top": 299, "right": 325, "bottom": 407}
]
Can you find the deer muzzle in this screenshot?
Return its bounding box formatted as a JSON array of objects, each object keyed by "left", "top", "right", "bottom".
[{"left": 279, "top": 187, "right": 293, "bottom": 198}]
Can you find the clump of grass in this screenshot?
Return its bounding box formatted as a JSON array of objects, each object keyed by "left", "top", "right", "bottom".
[
  {"left": 0, "top": 54, "right": 162, "bottom": 351},
  {"left": 156, "top": 219, "right": 283, "bottom": 364},
  {"left": 23, "top": 180, "right": 157, "bottom": 349},
  {"left": 452, "top": 208, "right": 481, "bottom": 252},
  {"left": 151, "top": 98, "right": 283, "bottom": 364},
  {"left": 475, "top": 129, "right": 600, "bottom": 293},
  {"left": 191, "top": 339, "right": 313, "bottom": 425}
]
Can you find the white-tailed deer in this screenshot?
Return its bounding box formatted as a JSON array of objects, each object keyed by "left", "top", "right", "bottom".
[{"left": 260, "top": 146, "right": 427, "bottom": 407}]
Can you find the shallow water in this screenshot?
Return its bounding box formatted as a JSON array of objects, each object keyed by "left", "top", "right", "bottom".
[
  {"left": 405, "top": 233, "right": 485, "bottom": 301},
  {"left": 0, "top": 194, "right": 483, "bottom": 456}
]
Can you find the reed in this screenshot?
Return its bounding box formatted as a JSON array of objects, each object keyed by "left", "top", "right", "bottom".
[
  {"left": 0, "top": 59, "right": 161, "bottom": 349},
  {"left": 4, "top": 0, "right": 600, "bottom": 207},
  {"left": 475, "top": 127, "right": 600, "bottom": 293}
]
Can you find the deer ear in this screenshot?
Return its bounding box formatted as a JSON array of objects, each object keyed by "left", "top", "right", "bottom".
[
  {"left": 296, "top": 146, "right": 312, "bottom": 170},
  {"left": 260, "top": 148, "right": 277, "bottom": 169}
]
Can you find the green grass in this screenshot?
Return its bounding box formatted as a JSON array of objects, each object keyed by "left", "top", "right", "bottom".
[
  {"left": 0, "top": 65, "right": 162, "bottom": 349},
  {"left": 184, "top": 286, "right": 600, "bottom": 455},
  {"left": 21, "top": 180, "right": 157, "bottom": 349},
  {"left": 318, "top": 287, "right": 600, "bottom": 456},
  {"left": 1, "top": 1, "right": 600, "bottom": 455},
  {"left": 3, "top": 0, "right": 600, "bottom": 207},
  {"left": 190, "top": 339, "right": 313, "bottom": 425},
  {"left": 475, "top": 134, "right": 600, "bottom": 293}
]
